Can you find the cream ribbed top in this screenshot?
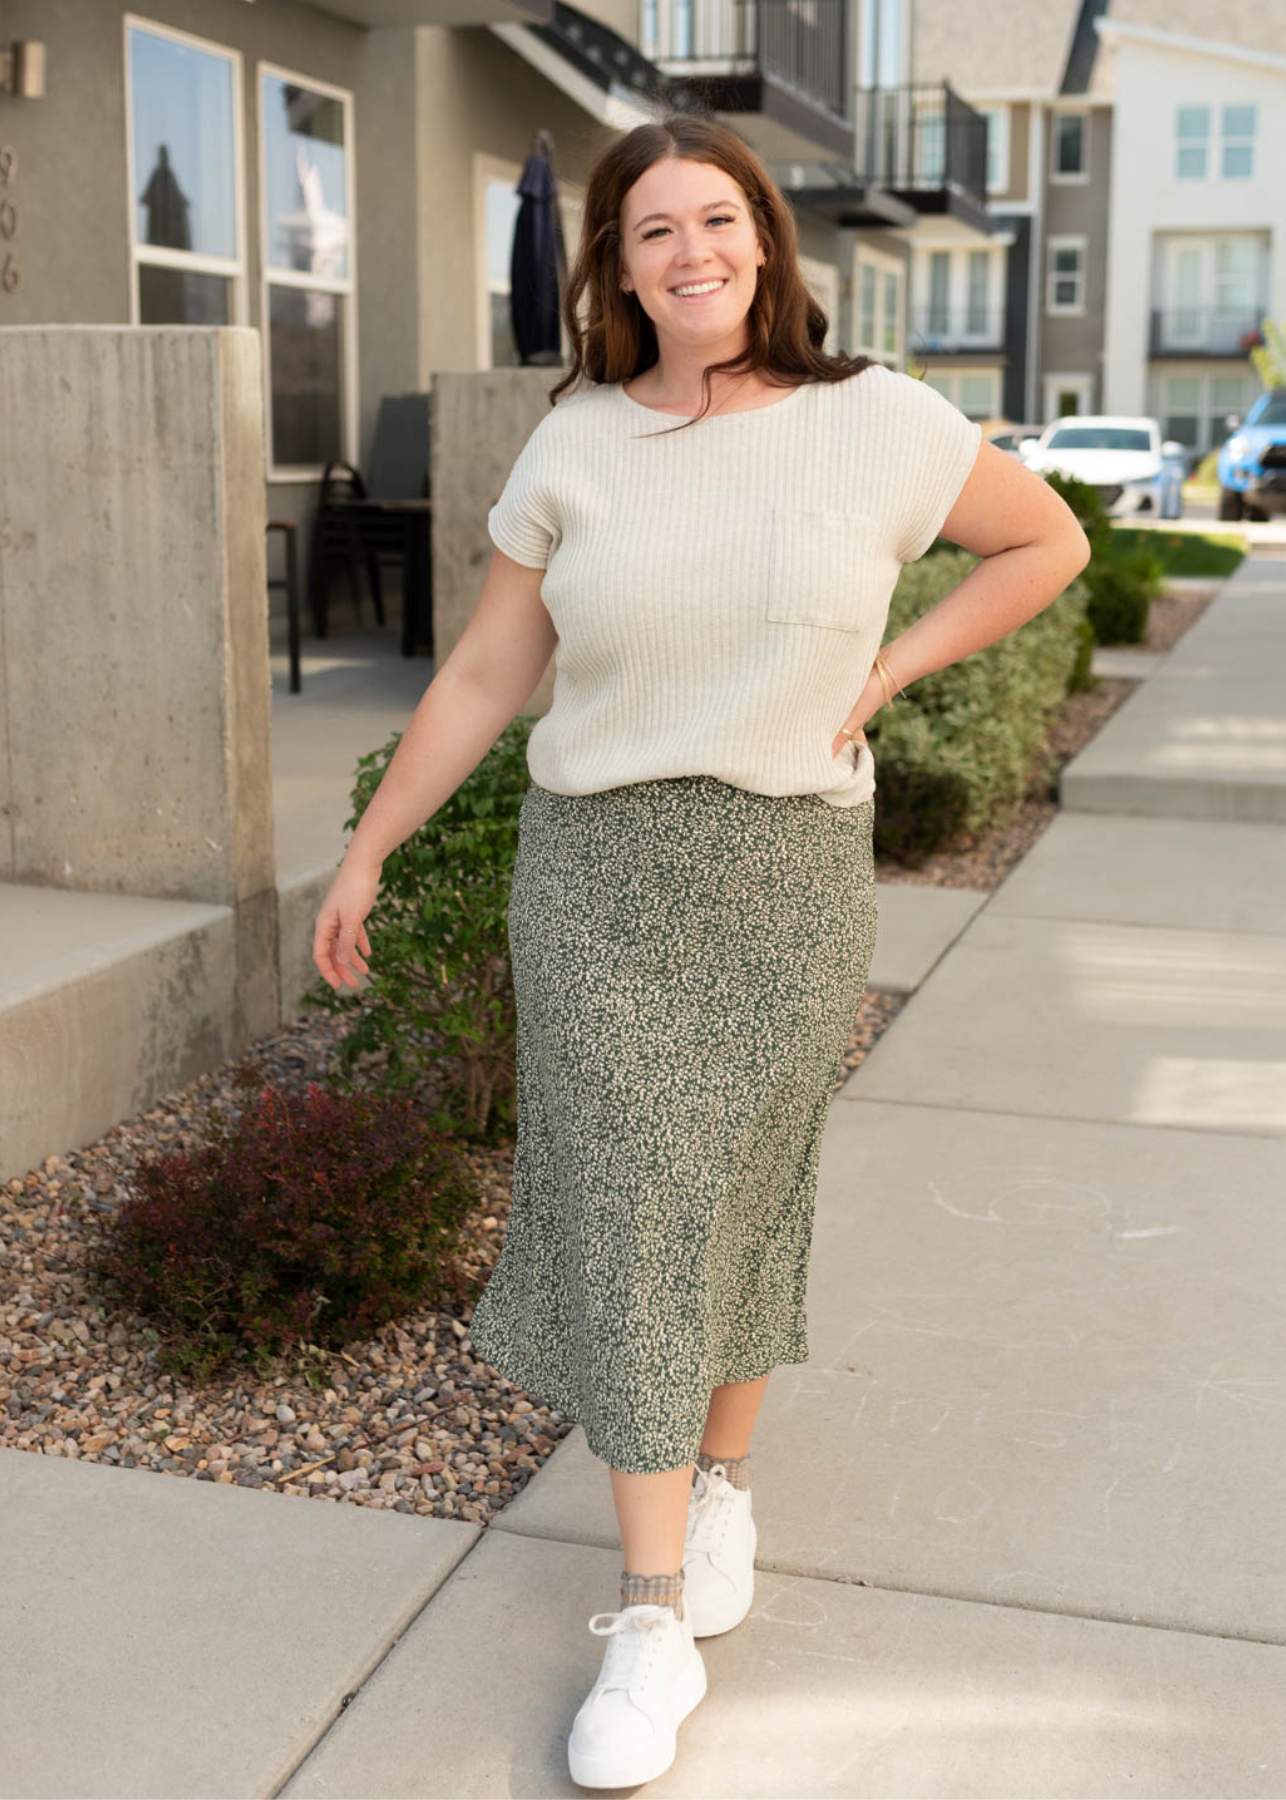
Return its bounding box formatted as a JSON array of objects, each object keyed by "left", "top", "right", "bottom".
[{"left": 487, "top": 362, "right": 981, "bottom": 808}]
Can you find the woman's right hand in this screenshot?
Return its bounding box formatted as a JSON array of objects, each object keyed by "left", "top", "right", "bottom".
[{"left": 313, "top": 858, "right": 381, "bottom": 992}]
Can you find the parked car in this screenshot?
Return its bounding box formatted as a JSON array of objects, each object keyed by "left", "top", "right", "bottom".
[
  {"left": 1019, "top": 415, "right": 1186, "bottom": 520},
  {"left": 1215, "top": 387, "right": 1286, "bottom": 521},
  {"left": 980, "top": 418, "right": 1047, "bottom": 459}
]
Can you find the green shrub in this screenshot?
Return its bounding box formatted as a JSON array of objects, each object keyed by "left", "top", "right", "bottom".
[
  {"left": 1040, "top": 469, "right": 1166, "bottom": 645},
  {"left": 304, "top": 717, "right": 534, "bottom": 1145},
  {"left": 1081, "top": 547, "right": 1163, "bottom": 645},
  {"left": 1067, "top": 614, "right": 1097, "bottom": 694},
  {"left": 86, "top": 1071, "right": 481, "bottom": 1385},
  {"left": 868, "top": 548, "right": 1090, "bottom": 862}
]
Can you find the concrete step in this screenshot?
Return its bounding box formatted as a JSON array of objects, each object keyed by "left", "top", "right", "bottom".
[
  {"left": 0, "top": 883, "right": 236, "bottom": 1182},
  {"left": 1062, "top": 556, "right": 1286, "bottom": 822}
]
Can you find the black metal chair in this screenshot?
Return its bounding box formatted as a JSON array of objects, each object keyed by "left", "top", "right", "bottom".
[
  {"left": 266, "top": 519, "right": 303, "bottom": 693},
  {"left": 308, "top": 394, "right": 433, "bottom": 657}
]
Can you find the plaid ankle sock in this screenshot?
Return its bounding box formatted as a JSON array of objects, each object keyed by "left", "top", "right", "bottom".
[
  {"left": 695, "top": 1449, "right": 751, "bottom": 1491},
  {"left": 620, "top": 1567, "right": 685, "bottom": 1621}
]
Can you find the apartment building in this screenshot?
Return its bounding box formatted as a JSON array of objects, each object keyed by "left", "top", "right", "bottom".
[
  {"left": 3, "top": 0, "right": 1274, "bottom": 534},
  {"left": 907, "top": 0, "right": 1281, "bottom": 458},
  {"left": 1096, "top": 8, "right": 1283, "bottom": 461}
]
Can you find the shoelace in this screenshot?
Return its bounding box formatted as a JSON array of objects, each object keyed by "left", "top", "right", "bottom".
[
  {"left": 686, "top": 1461, "right": 735, "bottom": 1556},
  {"left": 586, "top": 1603, "right": 675, "bottom": 1698}
]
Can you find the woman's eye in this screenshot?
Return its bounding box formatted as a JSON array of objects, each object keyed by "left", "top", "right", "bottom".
[{"left": 644, "top": 215, "right": 734, "bottom": 240}]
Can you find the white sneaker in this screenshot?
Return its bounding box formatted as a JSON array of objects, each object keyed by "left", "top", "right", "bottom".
[
  {"left": 567, "top": 1601, "right": 707, "bottom": 1788},
  {"left": 682, "top": 1462, "right": 757, "bottom": 1637}
]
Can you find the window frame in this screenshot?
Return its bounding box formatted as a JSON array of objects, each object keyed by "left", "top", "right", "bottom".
[
  {"left": 1175, "top": 104, "right": 1210, "bottom": 181},
  {"left": 256, "top": 59, "right": 358, "bottom": 485},
  {"left": 1046, "top": 234, "right": 1086, "bottom": 316},
  {"left": 910, "top": 242, "right": 1003, "bottom": 348},
  {"left": 1050, "top": 108, "right": 1089, "bottom": 185},
  {"left": 853, "top": 242, "right": 903, "bottom": 365},
  {"left": 1221, "top": 102, "right": 1255, "bottom": 179},
  {"left": 975, "top": 103, "right": 1010, "bottom": 196},
  {"left": 123, "top": 13, "right": 248, "bottom": 327},
  {"left": 917, "top": 368, "right": 1000, "bottom": 422}
]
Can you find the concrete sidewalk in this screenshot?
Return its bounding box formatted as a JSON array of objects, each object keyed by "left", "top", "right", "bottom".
[{"left": 4, "top": 559, "right": 1285, "bottom": 1798}]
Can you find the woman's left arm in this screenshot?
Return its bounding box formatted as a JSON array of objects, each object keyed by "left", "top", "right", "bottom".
[{"left": 837, "top": 440, "right": 1092, "bottom": 747}]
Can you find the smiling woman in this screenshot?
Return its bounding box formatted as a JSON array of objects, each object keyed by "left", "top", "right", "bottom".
[{"left": 315, "top": 105, "right": 1087, "bottom": 1792}]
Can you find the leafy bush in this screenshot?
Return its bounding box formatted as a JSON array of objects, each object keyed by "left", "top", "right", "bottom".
[
  {"left": 304, "top": 717, "right": 534, "bottom": 1145},
  {"left": 1039, "top": 469, "right": 1165, "bottom": 645},
  {"left": 86, "top": 1070, "right": 481, "bottom": 1384},
  {"left": 867, "top": 548, "right": 1090, "bottom": 862},
  {"left": 1082, "top": 545, "right": 1165, "bottom": 645}
]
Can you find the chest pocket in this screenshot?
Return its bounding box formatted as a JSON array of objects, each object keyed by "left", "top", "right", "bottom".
[{"left": 765, "top": 507, "right": 891, "bottom": 633}]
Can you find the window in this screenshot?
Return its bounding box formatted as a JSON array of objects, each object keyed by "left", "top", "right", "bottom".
[
  {"left": 853, "top": 247, "right": 902, "bottom": 362},
  {"left": 1052, "top": 112, "right": 1087, "bottom": 180},
  {"left": 966, "top": 251, "right": 988, "bottom": 334},
  {"left": 258, "top": 65, "right": 355, "bottom": 479},
  {"left": 859, "top": 0, "right": 903, "bottom": 88},
  {"left": 882, "top": 269, "right": 898, "bottom": 355},
  {"left": 915, "top": 108, "right": 945, "bottom": 184},
  {"left": 928, "top": 251, "right": 949, "bottom": 332},
  {"left": 859, "top": 262, "right": 876, "bottom": 346},
  {"left": 975, "top": 105, "right": 1009, "bottom": 195},
  {"left": 916, "top": 369, "right": 998, "bottom": 421},
  {"left": 484, "top": 168, "right": 524, "bottom": 368},
  {"left": 910, "top": 246, "right": 1000, "bottom": 346},
  {"left": 1222, "top": 104, "right": 1255, "bottom": 178},
  {"left": 1046, "top": 237, "right": 1085, "bottom": 313},
  {"left": 1158, "top": 234, "right": 1264, "bottom": 352},
  {"left": 1176, "top": 106, "right": 1209, "bottom": 180},
  {"left": 125, "top": 17, "right": 244, "bottom": 325},
  {"left": 1158, "top": 372, "right": 1252, "bottom": 457}
]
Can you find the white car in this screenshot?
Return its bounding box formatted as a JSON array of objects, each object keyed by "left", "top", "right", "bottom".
[{"left": 1019, "top": 415, "right": 1186, "bottom": 520}]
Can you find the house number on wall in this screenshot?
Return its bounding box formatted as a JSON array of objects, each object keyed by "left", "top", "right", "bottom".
[{"left": 0, "top": 145, "right": 18, "bottom": 293}]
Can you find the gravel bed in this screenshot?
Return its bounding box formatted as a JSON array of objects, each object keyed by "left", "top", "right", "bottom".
[{"left": 0, "top": 583, "right": 1215, "bottom": 1516}]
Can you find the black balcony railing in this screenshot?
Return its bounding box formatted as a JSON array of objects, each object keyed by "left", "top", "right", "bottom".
[
  {"left": 1149, "top": 306, "right": 1264, "bottom": 359},
  {"left": 854, "top": 81, "right": 988, "bottom": 202},
  {"left": 908, "top": 304, "right": 1005, "bottom": 350},
  {"left": 650, "top": 0, "right": 848, "bottom": 121}
]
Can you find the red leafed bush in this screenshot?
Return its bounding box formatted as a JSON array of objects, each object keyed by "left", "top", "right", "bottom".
[{"left": 87, "top": 1080, "right": 482, "bottom": 1384}]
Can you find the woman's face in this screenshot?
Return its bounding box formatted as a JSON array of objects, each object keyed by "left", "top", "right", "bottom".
[{"left": 618, "top": 157, "right": 764, "bottom": 349}]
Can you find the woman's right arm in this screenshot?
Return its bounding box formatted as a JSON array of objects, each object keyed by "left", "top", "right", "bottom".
[{"left": 312, "top": 546, "right": 557, "bottom": 992}]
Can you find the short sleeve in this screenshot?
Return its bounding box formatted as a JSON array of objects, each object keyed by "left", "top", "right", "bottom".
[
  {"left": 888, "top": 372, "right": 983, "bottom": 564},
  {"left": 487, "top": 421, "right": 560, "bottom": 570}
]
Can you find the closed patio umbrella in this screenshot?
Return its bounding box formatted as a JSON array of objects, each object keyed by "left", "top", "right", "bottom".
[{"left": 510, "top": 129, "right": 566, "bottom": 367}]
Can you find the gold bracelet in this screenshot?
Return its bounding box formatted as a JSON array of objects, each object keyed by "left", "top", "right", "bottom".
[
  {"left": 873, "top": 654, "right": 896, "bottom": 708},
  {"left": 875, "top": 649, "right": 905, "bottom": 703}
]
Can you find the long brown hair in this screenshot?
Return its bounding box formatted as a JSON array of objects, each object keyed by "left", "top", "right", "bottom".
[{"left": 547, "top": 110, "right": 876, "bottom": 433}]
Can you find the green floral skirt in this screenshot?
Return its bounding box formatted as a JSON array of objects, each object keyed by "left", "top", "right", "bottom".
[{"left": 468, "top": 774, "right": 879, "bottom": 1475}]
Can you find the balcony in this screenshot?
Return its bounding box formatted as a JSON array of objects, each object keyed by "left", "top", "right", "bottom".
[
  {"left": 908, "top": 304, "right": 1005, "bottom": 354},
  {"left": 1149, "top": 307, "right": 1265, "bottom": 360},
  {"left": 853, "top": 81, "right": 991, "bottom": 231},
  {"left": 648, "top": 0, "right": 853, "bottom": 161}
]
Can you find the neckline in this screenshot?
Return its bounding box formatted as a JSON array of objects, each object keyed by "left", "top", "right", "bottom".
[{"left": 617, "top": 379, "right": 809, "bottom": 423}]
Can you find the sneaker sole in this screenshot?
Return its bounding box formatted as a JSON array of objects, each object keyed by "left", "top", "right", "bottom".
[{"left": 567, "top": 1644, "right": 707, "bottom": 1789}]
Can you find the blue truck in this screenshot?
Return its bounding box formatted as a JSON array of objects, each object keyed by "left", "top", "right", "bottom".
[{"left": 1217, "top": 386, "right": 1286, "bottom": 522}]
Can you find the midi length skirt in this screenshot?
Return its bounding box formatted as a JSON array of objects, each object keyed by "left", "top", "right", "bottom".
[{"left": 468, "top": 773, "right": 879, "bottom": 1475}]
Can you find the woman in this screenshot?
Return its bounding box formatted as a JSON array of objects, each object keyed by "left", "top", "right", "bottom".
[{"left": 313, "top": 113, "right": 1090, "bottom": 1790}]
